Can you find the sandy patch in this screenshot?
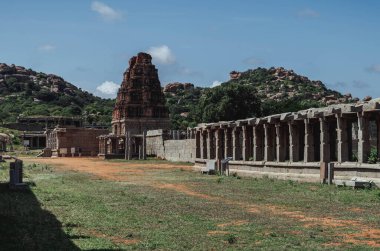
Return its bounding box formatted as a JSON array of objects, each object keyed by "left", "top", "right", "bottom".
[
  {"left": 86, "top": 229, "right": 139, "bottom": 246},
  {"left": 207, "top": 230, "right": 229, "bottom": 236},
  {"left": 217, "top": 220, "right": 249, "bottom": 228},
  {"left": 154, "top": 183, "right": 214, "bottom": 200}
]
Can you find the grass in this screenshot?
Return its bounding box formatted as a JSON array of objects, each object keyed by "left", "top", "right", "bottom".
[{"left": 0, "top": 159, "right": 380, "bottom": 250}]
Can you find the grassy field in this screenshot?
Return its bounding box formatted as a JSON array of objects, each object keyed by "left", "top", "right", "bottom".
[{"left": 0, "top": 158, "right": 380, "bottom": 250}]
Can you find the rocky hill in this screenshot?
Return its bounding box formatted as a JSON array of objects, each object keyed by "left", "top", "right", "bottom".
[
  {"left": 0, "top": 63, "right": 364, "bottom": 129},
  {"left": 228, "top": 67, "right": 358, "bottom": 105},
  {"left": 164, "top": 67, "right": 361, "bottom": 129},
  {"left": 0, "top": 63, "right": 114, "bottom": 124}
]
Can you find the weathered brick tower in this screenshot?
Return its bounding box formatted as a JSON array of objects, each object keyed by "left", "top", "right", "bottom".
[
  {"left": 99, "top": 52, "right": 170, "bottom": 159},
  {"left": 111, "top": 52, "right": 170, "bottom": 135}
]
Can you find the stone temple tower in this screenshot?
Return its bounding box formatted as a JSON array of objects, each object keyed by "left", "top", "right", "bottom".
[
  {"left": 111, "top": 52, "right": 170, "bottom": 135},
  {"left": 98, "top": 52, "right": 170, "bottom": 159}
]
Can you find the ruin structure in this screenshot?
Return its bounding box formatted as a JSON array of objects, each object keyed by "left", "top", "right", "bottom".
[
  {"left": 4, "top": 116, "right": 83, "bottom": 149},
  {"left": 0, "top": 133, "right": 11, "bottom": 152},
  {"left": 98, "top": 52, "right": 170, "bottom": 159},
  {"left": 44, "top": 127, "right": 109, "bottom": 157},
  {"left": 190, "top": 99, "right": 380, "bottom": 184}
]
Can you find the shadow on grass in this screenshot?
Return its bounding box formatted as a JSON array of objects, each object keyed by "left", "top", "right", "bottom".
[{"left": 0, "top": 183, "right": 80, "bottom": 251}]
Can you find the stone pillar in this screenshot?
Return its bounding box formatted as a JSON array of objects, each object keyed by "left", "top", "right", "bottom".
[
  {"left": 98, "top": 138, "right": 102, "bottom": 154},
  {"left": 215, "top": 129, "right": 223, "bottom": 160},
  {"left": 319, "top": 118, "right": 330, "bottom": 162},
  {"left": 200, "top": 131, "right": 204, "bottom": 159},
  {"left": 196, "top": 130, "right": 201, "bottom": 158},
  {"left": 253, "top": 126, "right": 263, "bottom": 161},
  {"left": 189, "top": 129, "right": 194, "bottom": 139},
  {"left": 124, "top": 133, "right": 130, "bottom": 160},
  {"left": 275, "top": 123, "right": 285, "bottom": 162},
  {"left": 288, "top": 122, "right": 299, "bottom": 162},
  {"left": 142, "top": 130, "right": 147, "bottom": 160},
  {"left": 202, "top": 131, "right": 207, "bottom": 159},
  {"left": 242, "top": 126, "right": 250, "bottom": 161},
  {"left": 336, "top": 115, "right": 348, "bottom": 163},
  {"left": 124, "top": 135, "right": 128, "bottom": 160},
  {"left": 207, "top": 129, "right": 213, "bottom": 159},
  {"left": 102, "top": 138, "right": 106, "bottom": 154},
  {"left": 304, "top": 119, "right": 314, "bottom": 162},
  {"left": 223, "top": 128, "right": 231, "bottom": 158},
  {"left": 264, "top": 124, "right": 274, "bottom": 161},
  {"left": 127, "top": 134, "right": 132, "bottom": 160},
  {"left": 357, "top": 113, "right": 370, "bottom": 163},
  {"left": 232, "top": 127, "right": 241, "bottom": 160},
  {"left": 378, "top": 117, "right": 380, "bottom": 159}
]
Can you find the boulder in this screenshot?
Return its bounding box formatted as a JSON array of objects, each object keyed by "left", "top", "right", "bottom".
[
  {"left": 229, "top": 71, "right": 241, "bottom": 80},
  {"left": 363, "top": 96, "right": 372, "bottom": 102},
  {"left": 163, "top": 82, "right": 194, "bottom": 93}
]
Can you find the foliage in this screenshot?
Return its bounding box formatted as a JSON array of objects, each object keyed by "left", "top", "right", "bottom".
[
  {"left": 0, "top": 127, "right": 21, "bottom": 145},
  {"left": 165, "top": 87, "right": 203, "bottom": 130},
  {"left": 352, "top": 152, "right": 358, "bottom": 162},
  {"left": 367, "top": 147, "right": 378, "bottom": 164},
  {"left": 165, "top": 67, "right": 348, "bottom": 129},
  {"left": 261, "top": 98, "right": 323, "bottom": 116},
  {"left": 0, "top": 72, "right": 114, "bottom": 125},
  {"left": 0, "top": 65, "right": 352, "bottom": 129},
  {"left": 195, "top": 83, "right": 262, "bottom": 123}
]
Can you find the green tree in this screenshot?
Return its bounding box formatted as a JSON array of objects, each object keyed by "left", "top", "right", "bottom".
[{"left": 196, "top": 83, "right": 262, "bottom": 123}]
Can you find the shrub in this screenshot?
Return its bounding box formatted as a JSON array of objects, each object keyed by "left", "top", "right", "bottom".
[
  {"left": 367, "top": 147, "right": 378, "bottom": 164},
  {"left": 226, "top": 234, "right": 237, "bottom": 244}
]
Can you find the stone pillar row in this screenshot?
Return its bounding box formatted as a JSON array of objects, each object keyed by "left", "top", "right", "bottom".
[{"left": 195, "top": 112, "right": 371, "bottom": 164}]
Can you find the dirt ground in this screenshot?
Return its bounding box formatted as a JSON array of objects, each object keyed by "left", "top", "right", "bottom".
[{"left": 26, "top": 157, "right": 380, "bottom": 248}]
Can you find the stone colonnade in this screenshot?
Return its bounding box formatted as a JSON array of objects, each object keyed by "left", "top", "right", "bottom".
[{"left": 192, "top": 101, "right": 380, "bottom": 164}]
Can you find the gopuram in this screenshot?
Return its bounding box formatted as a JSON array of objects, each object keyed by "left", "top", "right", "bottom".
[{"left": 98, "top": 52, "right": 170, "bottom": 159}]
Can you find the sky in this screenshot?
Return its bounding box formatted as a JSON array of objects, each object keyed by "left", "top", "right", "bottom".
[{"left": 1, "top": 0, "right": 380, "bottom": 99}]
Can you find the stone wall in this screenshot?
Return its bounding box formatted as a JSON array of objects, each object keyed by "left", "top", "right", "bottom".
[
  {"left": 146, "top": 130, "right": 165, "bottom": 157},
  {"left": 46, "top": 127, "right": 109, "bottom": 157},
  {"left": 146, "top": 129, "right": 196, "bottom": 162},
  {"left": 163, "top": 139, "right": 196, "bottom": 162}
]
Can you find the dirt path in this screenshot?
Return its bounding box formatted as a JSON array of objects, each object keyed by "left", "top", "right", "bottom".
[
  {"left": 26, "top": 157, "right": 380, "bottom": 247},
  {"left": 27, "top": 157, "right": 192, "bottom": 182}
]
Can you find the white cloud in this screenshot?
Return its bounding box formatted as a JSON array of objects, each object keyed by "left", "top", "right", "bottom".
[
  {"left": 297, "top": 8, "right": 320, "bottom": 18},
  {"left": 96, "top": 81, "right": 119, "bottom": 95},
  {"left": 38, "top": 44, "right": 56, "bottom": 52},
  {"left": 367, "top": 64, "right": 380, "bottom": 73},
  {"left": 211, "top": 80, "right": 222, "bottom": 87},
  {"left": 148, "top": 45, "right": 176, "bottom": 64},
  {"left": 91, "top": 1, "right": 123, "bottom": 21}
]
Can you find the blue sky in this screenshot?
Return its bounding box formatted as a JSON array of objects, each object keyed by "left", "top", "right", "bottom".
[{"left": 1, "top": 0, "right": 380, "bottom": 99}]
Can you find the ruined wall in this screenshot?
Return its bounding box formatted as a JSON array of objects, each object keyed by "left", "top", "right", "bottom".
[
  {"left": 163, "top": 139, "right": 196, "bottom": 162},
  {"left": 146, "top": 130, "right": 165, "bottom": 157},
  {"left": 146, "top": 129, "right": 196, "bottom": 162},
  {"left": 53, "top": 128, "right": 109, "bottom": 156}
]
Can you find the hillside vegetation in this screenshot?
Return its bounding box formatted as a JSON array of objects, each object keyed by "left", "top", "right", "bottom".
[
  {"left": 0, "top": 63, "right": 113, "bottom": 125},
  {"left": 0, "top": 63, "right": 358, "bottom": 130}
]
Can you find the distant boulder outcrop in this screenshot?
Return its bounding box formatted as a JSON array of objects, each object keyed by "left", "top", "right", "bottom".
[{"left": 163, "top": 82, "right": 194, "bottom": 93}]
